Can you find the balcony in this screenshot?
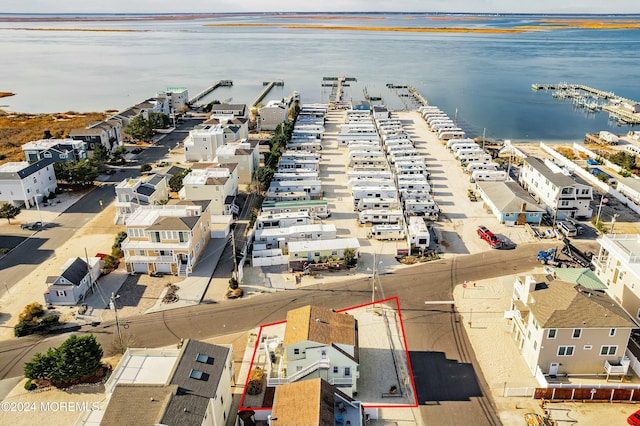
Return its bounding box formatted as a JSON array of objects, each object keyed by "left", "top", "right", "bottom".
[
  {"left": 605, "top": 357, "right": 630, "bottom": 376},
  {"left": 125, "top": 255, "right": 174, "bottom": 263}
]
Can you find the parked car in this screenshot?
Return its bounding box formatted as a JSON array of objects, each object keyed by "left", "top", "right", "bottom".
[
  {"left": 20, "top": 221, "right": 44, "bottom": 231},
  {"left": 557, "top": 221, "right": 578, "bottom": 237},
  {"left": 565, "top": 217, "right": 586, "bottom": 235},
  {"left": 627, "top": 408, "right": 640, "bottom": 425},
  {"left": 477, "top": 225, "right": 503, "bottom": 249},
  {"left": 104, "top": 169, "right": 116, "bottom": 175}
]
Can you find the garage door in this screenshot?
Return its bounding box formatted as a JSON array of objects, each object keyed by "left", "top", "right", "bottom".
[
  {"left": 156, "top": 263, "right": 173, "bottom": 273},
  {"left": 132, "top": 262, "right": 148, "bottom": 273}
]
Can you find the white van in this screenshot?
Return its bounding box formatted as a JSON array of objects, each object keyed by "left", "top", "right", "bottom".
[
  {"left": 466, "top": 162, "right": 498, "bottom": 173},
  {"left": 470, "top": 170, "right": 508, "bottom": 182}
]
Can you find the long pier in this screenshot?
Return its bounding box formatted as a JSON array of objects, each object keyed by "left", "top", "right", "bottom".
[
  {"left": 407, "top": 85, "right": 428, "bottom": 107},
  {"left": 251, "top": 80, "right": 284, "bottom": 107},
  {"left": 188, "top": 80, "right": 233, "bottom": 106}
]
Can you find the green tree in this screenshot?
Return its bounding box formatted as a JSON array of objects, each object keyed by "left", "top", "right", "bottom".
[
  {"left": 125, "top": 115, "right": 154, "bottom": 141},
  {"left": 92, "top": 143, "right": 109, "bottom": 164},
  {"left": 343, "top": 248, "right": 357, "bottom": 267},
  {"left": 148, "top": 112, "right": 170, "bottom": 129},
  {"left": 43, "top": 130, "right": 52, "bottom": 139},
  {"left": 24, "top": 335, "right": 103, "bottom": 387},
  {"left": 168, "top": 169, "right": 191, "bottom": 192},
  {"left": 253, "top": 167, "right": 274, "bottom": 193},
  {"left": 112, "top": 146, "right": 128, "bottom": 164},
  {"left": 0, "top": 203, "right": 21, "bottom": 224},
  {"left": 68, "top": 159, "right": 99, "bottom": 185},
  {"left": 609, "top": 151, "right": 637, "bottom": 171},
  {"left": 140, "top": 163, "right": 152, "bottom": 173}
]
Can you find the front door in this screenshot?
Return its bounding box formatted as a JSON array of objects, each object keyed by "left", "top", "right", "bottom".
[{"left": 549, "top": 362, "right": 559, "bottom": 377}]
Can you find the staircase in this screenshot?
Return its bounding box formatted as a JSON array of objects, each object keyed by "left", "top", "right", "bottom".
[
  {"left": 267, "top": 358, "right": 330, "bottom": 386},
  {"left": 178, "top": 263, "right": 188, "bottom": 277}
]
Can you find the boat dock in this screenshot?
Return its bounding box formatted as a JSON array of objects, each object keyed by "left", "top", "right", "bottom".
[
  {"left": 532, "top": 82, "right": 640, "bottom": 125},
  {"left": 322, "top": 76, "right": 356, "bottom": 109},
  {"left": 188, "top": 80, "right": 233, "bottom": 106},
  {"left": 407, "top": 85, "right": 429, "bottom": 107},
  {"left": 251, "top": 80, "right": 284, "bottom": 107}
]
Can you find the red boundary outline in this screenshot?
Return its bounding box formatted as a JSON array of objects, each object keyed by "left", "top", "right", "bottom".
[{"left": 238, "top": 297, "right": 418, "bottom": 411}]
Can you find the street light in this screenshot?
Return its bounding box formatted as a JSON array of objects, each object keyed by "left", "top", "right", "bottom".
[
  {"left": 110, "top": 292, "right": 123, "bottom": 353},
  {"left": 595, "top": 195, "right": 608, "bottom": 225},
  {"left": 611, "top": 214, "right": 619, "bottom": 234}
]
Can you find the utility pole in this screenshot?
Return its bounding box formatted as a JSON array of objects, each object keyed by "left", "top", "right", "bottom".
[
  {"left": 611, "top": 214, "right": 619, "bottom": 234},
  {"left": 595, "top": 195, "right": 607, "bottom": 226},
  {"left": 231, "top": 231, "right": 238, "bottom": 280},
  {"left": 372, "top": 252, "right": 376, "bottom": 304},
  {"left": 110, "top": 293, "right": 123, "bottom": 354}
]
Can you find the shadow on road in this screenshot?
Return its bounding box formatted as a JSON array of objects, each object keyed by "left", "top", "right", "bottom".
[{"left": 409, "top": 351, "right": 483, "bottom": 403}]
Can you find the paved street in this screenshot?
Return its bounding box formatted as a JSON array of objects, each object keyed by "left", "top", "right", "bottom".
[{"left": 0, "top": 241, "right": 549, "bottom": 425}]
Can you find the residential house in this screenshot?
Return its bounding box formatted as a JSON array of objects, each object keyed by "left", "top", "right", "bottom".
[
  {"left": 208, "top": 103, "right": 248, "bottom": 120},
  {"left": 508, "top": 274, "right": 635, "bottom": 378},
  {"left": 288, "top": 239, "right": 360, "bottom": 269},
  {"left": 43, "top": 257, "right": 102, "bottom": 306},
  {"left": 0, "top": 159, "right": 57, "bottom": 208},
  {"left": 214, "top": 140, "right": 259, "bottom": 186},
  {"left": 518, "top": 157, "right": 593, "bottom": 219},
  {"left": 258, "top": 99, "right": 289, "bottom": 131},
  {"left": 22, "top": 138, "right": 87, "bottom": 163},
  {"left": 122, "top": 201, "right": 211, "bottom": 276},
  {"left": 180, "top": 163, "right": 239, "bottom": 216},
  {"left": 265, "top": 378, "right": 367, "bottom": 426},
  {"left": 184, "top": 124, "right": 225, "bottom": 162},
  {"left": 114, "top": 174, "right": 169, "bottom": 224},
  {"left": 593, "top": 234, "right": 640, "bottom": 323},
  {"left": 202, "top": 117, "right": 249, "bottom": 141},
  {"left": 476, "top": 181, "right": 545, "bottom": 225},
  {"left": 616, "top": 177, "right": 640, "bottom": 206},
  {"left": 100, "top": 339, "right": 233, "bottom": 426},
  {"left": 69, "top": 119, "right": 123, "bottom": 153},
  {"left": 156, "top": 87, "right": 189, "bottom": 113},
  {"left": 114, "top": 98, "right": 168, "bottom": 127},
  {"left": 263, "top": 305, "right": 360, "bottom": 396}
]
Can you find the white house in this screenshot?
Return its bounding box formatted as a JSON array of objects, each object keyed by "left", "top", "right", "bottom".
[
  {"left": 114, "top": 174, "right": 169, "bottom": 225},
  {"left": 258, "top": 99, "right": 289, "bottom": 131},
  {"left": 0, "top": 159, "right": 57, "bottom": 208},
  {"left": 180, "top": 163, "right": 239, "bottom": 216},
  {"left": 254, "top": 224, "right": 337, "bottom": 249},
  {"left": 100, "top": 340, "right": 233, "bottom": 426},
  {"left": 214, "top": 140, "right": 259, "bottom": 186},
  {"left": 156, "top": 87, "right": 189, "bottom": 113},
  {"left": 508, "top": 274, "right": 635, "bottom": 378},
  {"left": 202, "top": 117, "right": 249, "bottom": 141},
  {"left": 288, "top": 238, "right": 360, "bottom": 266},
  {"left": 593, "top": 234, "right": 640, "bottom": 323},
  {"left": 519, "top": 156, "right": 593, "bottom": 219},
  {"left": 208, "top": 103, "right": 248, "bottom": 120},
  {"left": 184, "top": 124, "right": 225, "bottom": 162},
  {"left": 262, "top": 305, "right": 360, "bottom": 396},
  {"left": 616, "top": 177, "right": 640, "bottom": 205},
  {"left": 43, "top": 257, "right": 102, "bottom": 306}
]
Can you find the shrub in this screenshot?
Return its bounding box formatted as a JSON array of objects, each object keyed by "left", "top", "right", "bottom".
[
  {"left": 140, "top": 163, "right": 152, "bottom": 173},
  {"left": 24, "top": 379, "right": 35, "bottom": 391},
  {"left": 111, "top": 247, "right": 123, "bottom": 259},
  {"left": 18, "top": 302, "right": 44, "bottom": 325},
  {"left": 48, "top": 191, "right": 57, "bottom": 199},
  {"left": 113, "top": 231, "right": 127, "bottom": 249}
]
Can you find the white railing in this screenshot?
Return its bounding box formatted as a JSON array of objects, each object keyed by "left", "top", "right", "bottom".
[
  {"left": 126, "top": 255, "right": 174, "bottom": 263},
  {"left": 329, "top": 377, "right": 354, "bottom": 386},
  {"left": 503, "top": 387, "right": 536, "bottom": 397},
  {"left": 266, "top": 358, "right": 330, "bottom": 386}
]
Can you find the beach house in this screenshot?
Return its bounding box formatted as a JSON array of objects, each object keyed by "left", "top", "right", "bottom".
[
  {"left": 258, "top": 99, "right": 289, "bottom": 130},
  {"left": 114, "top": 174, "right": 169, "bottom": 224},
  {"left": 184, "top": 124, "right": 225, "bottom": 162},
  {"left": 43, "top": 257, "right": 102, "bottom": 306},
  {"left": 214, "top": 140, "right": 260, "bottom": 186},
  {"left": 156, "top": 87, "right": 189, "bottom": 113},
  {"left": 121, "top": 201, "right": 211, "bottom": 276},
  {"left": 518, "top": 157, "right": 593, "bottom": 220},
  {"left": 179, "top": 163, "right": 239, "bottom": 216},
  {"left": 22, "top": 138, "right": 87, "bottom": 163},
  {"left": 0, "top": 159, "right": 57, "bottom": 208},
  {"left": 100, "top": 340, "right": 233, "bottom": 426},
  {"left": 208, "top": 103, "right": 248, "bottom": 120},
  {"left": 69, "top": 119, "right": 123, "bottom": 153},
  {"left": 475, "top": 181, "right": 545, "bottom": 225},
  {"left": 262, "top": 305, "right": 360, "bottom": 397},
  {"left": 508, "top": 274, "right": 635, "bottom": 378}
]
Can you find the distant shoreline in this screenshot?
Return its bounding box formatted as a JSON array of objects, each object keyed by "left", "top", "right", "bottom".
[{"left": 0, "top": 92, "right": 15, "bottom": 99}]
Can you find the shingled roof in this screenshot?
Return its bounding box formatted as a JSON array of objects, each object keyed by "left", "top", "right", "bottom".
[
  {"left": 270, "top": 378, "right": 335, "bottom": 426},
  {"left": 284, "top": 305, "right": 356, "bottom": 348}
]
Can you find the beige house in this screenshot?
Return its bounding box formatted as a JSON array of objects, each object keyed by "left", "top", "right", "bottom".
[
  {"left": 184, "top": 124, "right": 225, "bottom": 162},
  {"left": 214, "top": 140, "right": 259, "bottom": 186},
  {"left": 593, "top": 234, "right": 640, "bottom": 323},
  {"left": 69, "top": 118, "right": 123, "bottom": 152},
  {"left": 263, "top": 305, "right": 360, "bottom": 396},
  {"left": 180, "top": 163, "right": 239, "bottom": 215},
  {"left": 265, "top": 378, "right": 366, "bottom": 426},
  {"left": 258, "top": 99, "right": 289, "bottom": 131},
  {"left": 509, "top": 274, "right": 635, "bottom": 378},
  {"left": 122, "top": 201, "right": 211, "bottom": 276}
]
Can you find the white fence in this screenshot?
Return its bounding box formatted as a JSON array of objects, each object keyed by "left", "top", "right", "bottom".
[{"left": 503, "top": 386, "right": 536, "bottom": 397}]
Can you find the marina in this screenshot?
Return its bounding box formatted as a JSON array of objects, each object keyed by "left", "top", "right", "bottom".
[
  {"left": 251, "top": 80, "right": 285, "bottom": 107},
  {"left": 532, "top": 82, "right": 640, "bottom": 125}
]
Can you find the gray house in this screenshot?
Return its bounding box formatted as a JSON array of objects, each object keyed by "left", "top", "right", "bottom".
[
  {"left": 43, "top": 257, "right": 102, "bottom": 306},
  {"left": 22, "top": 138, "right": 87, "bottom": 163}
]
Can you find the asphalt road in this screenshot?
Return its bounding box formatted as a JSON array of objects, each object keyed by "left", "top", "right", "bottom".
[{"left": 0, "top": 241, "right": 549, "bottom": 425}]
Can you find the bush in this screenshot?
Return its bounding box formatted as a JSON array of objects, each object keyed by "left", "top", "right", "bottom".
[
  {"left": 41, "top": 195, "right": 48, "bottom": 203},
  {"left": 48, "top": 191, "right": 57, "bottom": 199},
  {"left": 18, "top": 302, "right": 44, "bottom": 325},
  {"left": 24, "top": 379, "right": 35, "bottom": 391},
  {"left": 113, "top": 231, "right": 127, "bottom": 249},
  {"left": 111, "top": 247, "right": 123, "bottom": 259},
  {"left": 140, "top": 163, "right": 152, "bottom": 173},
  {"left": 40, "top": 315, "right": 60, "bottom": 326}
]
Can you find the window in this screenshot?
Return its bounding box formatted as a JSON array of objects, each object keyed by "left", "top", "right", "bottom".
[
  {"left": 344, "top": 367, "right": 351, "bottom": 377},
  {"left": 547, "top": 329, "right": 557, "bottom": 339},
  {"left": 293, "top": 348, "right": 299, "bottom": 355},
  {"left": 584, "top": 345, "right": 592, "bottom": 350},
  {"left": 600, "top": 346, "right": 617, "bottom": 356},
  {"left": 333, "top": 366, "right": 339, "bottom": 374},
  {"left": 572, "top": 329, "right": 582, "bottom": 339},
  {"left": 196, "top": 353, "right": 212, "bottom": 364},
  {"left": 610, "top": 328, "right": 616, "bottom": 337},
  {"left": 557, "top": 346, "right": 575, "bottom": 356},
  {"left": 533, "top": 341, "right": 537, "bottom": 350},
  {"left": 56, "top": 290, "right": 67, "bottom": 297},
  {"left": 43, "top": 152, "right": 52, "bottom": 158}
]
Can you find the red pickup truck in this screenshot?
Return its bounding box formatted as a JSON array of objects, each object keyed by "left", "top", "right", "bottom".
[{"left": 477, "top": 225, "right": 503, "bottom": 249}]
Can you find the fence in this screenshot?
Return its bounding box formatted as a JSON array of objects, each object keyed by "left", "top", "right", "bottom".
[
  {"left": 534, "top": 386, "right": 640, "bottom": 402},
  {"left": 503, "top": 386, "right": 536, "bottom": 397}
]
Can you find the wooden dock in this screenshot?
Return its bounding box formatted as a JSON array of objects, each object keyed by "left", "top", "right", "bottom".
[
  {"left": 407, "top": 85, "right": 429, "bottom": 107},
  {"left": 251, "top": 80, "right": 284, "bottom": 107},
  {"left": 188, "top": 80, "right": 233, "bottom": 106}
]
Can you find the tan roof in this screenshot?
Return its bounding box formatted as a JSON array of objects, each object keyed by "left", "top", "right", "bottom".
[
  {"left": 101, "top": 384, "right": 177, "bottom": 426},
  {"left": 527, "top": 275, "right": 636, "bottom": 329},
  {"left": 205, "top": 176, "right": 229, "bottom": 185},
  {"left": 284, "top": 305, "right": 355, "bottom": 347},
  {"left": 270, "top": 378, "right": 334, "bottom": 426},
  {"left": 191, "top": 162, "right": 218, "bottom": 170},
  {"left": 146, "top": 216, "right": 199, "bottom": 231}
]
